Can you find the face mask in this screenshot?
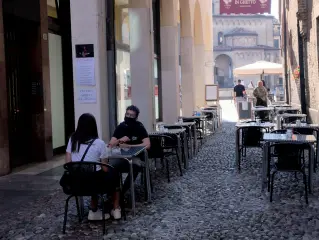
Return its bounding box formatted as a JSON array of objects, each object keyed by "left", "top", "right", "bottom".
[{"left": 124, "top": 116, "right": 136, "bottom": 125}]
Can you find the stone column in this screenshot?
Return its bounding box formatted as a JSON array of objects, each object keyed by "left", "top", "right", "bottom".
[
  {"left": 129, "top": 0, "right": 155, "bottom": 131},
  {"left": 160, "top": 0, "right": 180, "bottom": 123},
  {"left": 181, "top": 36, "right": 195, "bottom": 116},
  {"left": 0, "top": 0, "right": 10, "bottom": 176},
  {"left": 70, "top": 0, "right": 109, "bottom": 141},
  {"left": 180, "top": 1, "right": 195, "bottom": 116},
  {"left": 194, "top": 44, "right": 206, "bottom": 108}
]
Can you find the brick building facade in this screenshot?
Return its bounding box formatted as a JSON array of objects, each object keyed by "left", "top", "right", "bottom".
[{"left": 280, "top": 0, "right": 319, "bottom": 123}]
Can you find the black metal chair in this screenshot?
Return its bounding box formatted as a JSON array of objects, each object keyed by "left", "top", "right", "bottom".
[
  {"left": 165, "top": 125, "right": 191, "bottom": 160},
  {"left": 254, "top": 105, "right": 270, "bottom": 121},
  {"left": 268, "top": 143, "right": 310, "bottom": 204},
  {"left": 183, "top": 118, "right": 204, "bottom": 146},
  {"left": 148, "top": 134, "right": 183, "bottom": 182},
  {"left": 284, "top": 126, "right": 318, "bottom": 171},
  {"left": 61, "top": 162, "right": 126, "bottom": 234},
  {"left": 237, "top": 126, "right": 266, "bottom": 170}
]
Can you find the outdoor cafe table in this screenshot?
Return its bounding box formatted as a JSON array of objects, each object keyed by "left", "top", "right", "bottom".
[
  {"left": 200, "top": 109, "right": 218, "bottom": 132},
  {"left": 149, "top": 128, "right": 189, "bottom": 169},
  {"left": 251, "top": 107, "right": 274, "bottom": 121},
  {"left": 276, "top": 113, "right": 307, "bottom": 129},
  {"left": 107, "top": 146, "right": 150, "bottom": 216},
  {"left": 163, "top": 122, "right": 196, "bottom": 159},
  {"left": 235, "top": 122, "right": 276, "bottom": 169},
  {"left": 182, "top": 115, "right": 208, "bottom": 143},
  {"left": 262, "top": 133, "right": 317, "bottom": 193}
]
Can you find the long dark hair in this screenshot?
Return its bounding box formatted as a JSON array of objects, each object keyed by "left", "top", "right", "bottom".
[{"left": 71, "top": 113, "right": 99, "bottom": 152}]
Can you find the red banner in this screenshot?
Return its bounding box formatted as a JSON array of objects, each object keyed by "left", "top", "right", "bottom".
[{"left": 220, "top": 0, "right": 271, "bottom": 15}]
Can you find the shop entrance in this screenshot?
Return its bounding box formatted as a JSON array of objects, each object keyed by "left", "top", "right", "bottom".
[{"left": 3, "top": 13, "right": 40, "bottom": 168}]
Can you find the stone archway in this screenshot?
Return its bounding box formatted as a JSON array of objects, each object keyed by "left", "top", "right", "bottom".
[{"left": 215, "top": 54, "right": 233, "bottom": 88}]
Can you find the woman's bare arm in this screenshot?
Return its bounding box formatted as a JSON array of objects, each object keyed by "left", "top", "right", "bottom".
[{"left": 65, "top": 152, "right": 72, "bottom": 163}]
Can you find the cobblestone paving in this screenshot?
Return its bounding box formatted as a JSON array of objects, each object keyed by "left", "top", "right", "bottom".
[{"left": 2, "top": 103, "right": 319, "bottom": 239}]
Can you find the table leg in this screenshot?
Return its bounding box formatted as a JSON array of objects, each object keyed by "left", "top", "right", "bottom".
[
  {"left": 309, "top": 146, "right": 314, "bottom": 194},
  {"left": 316, "top": 132, "right": 319, "bottom": 172},
  {"left": 262, "top": 142, "right": 269, "bottom": 191},
  {"left": 235, "top": 128, "right": 240, "bottom": 170},
  {"left": 189, "top": 128, "right": 194, "bottom": 159},
  {"left": 144, "top": 150, "right": 152, "bottom": 202},
  {"left": 177, "top": 136, "right": 183, "bottom": 172},
  {"left": 183, "top": 131, "right": 189, "bottom": 169},
  {"left": 128, "top": 159, "right": 136, "bottom": 216},
  {"left": 193, "top": 125, "right": 198, "bottom": 153}
]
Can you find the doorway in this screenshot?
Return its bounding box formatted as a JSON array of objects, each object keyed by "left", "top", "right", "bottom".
[{"left": 3, "top": 14, "right": 39, "bottom": 168}]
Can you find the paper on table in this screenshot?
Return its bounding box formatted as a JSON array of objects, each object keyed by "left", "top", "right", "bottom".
[{"left": 241, "top": 101, "right": 248, "bottom": 110}]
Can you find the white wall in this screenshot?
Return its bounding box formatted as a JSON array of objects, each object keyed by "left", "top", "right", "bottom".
[
  {"left": 48, "top": 33, "right": 65, "bottom": 149},
  {"left": 70, "top": 0, "right": 109, "bottom": 141}
]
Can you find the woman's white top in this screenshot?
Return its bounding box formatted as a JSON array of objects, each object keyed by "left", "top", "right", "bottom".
[{"left": 66, "top": 138, "right": 108, "bottom": 170}]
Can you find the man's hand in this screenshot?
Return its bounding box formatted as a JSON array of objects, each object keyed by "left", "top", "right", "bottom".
[
  {"left": 119, "top": 143, "right": 130, "bottom": 148},
  {"left": 119, "top": 136, "right": 130, "bottom": 143}
]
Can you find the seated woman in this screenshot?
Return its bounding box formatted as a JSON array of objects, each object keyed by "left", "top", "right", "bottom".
[{"left": 65, "top": 113, "right": 121, "bottom": 221}]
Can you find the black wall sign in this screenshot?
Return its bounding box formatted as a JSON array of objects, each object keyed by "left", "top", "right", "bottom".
[{"left": 75, "top": 44, "right": 94, "bottom": 58}]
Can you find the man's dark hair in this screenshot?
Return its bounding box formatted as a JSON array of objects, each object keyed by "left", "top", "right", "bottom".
[
  {"left": 126, "top": 105, "right": 140, "bottom": 118},
  {"left": 238, "top": 79, "right": 241, "bottom": 83}
]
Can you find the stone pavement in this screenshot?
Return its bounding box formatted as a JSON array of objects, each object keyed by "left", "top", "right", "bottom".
[{"left": 1, "top": 101, "right": 319, "bottom": 239}]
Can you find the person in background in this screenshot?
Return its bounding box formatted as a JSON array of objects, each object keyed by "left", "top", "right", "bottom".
[
  {"left": 253, "top": 81, "right": 268, "bottom": 119},
  {"left": 233, "top": 79, "right": 246, "bottom": 104},
  {"left": 65, "top": 113, "right": 121, "bottom": 221},
  {"left": 108, "top": 105, "right": 150, "bottom": 195}
]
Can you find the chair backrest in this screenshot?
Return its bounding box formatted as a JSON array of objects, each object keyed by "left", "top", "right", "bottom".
[
  {"left": 271, "top": 129, "right": 300, "bottom": 134},
  {"left": 161, "top": 134, "right": 178, "bottom": 148},
  {"left": 283, "top": 117, "right": 301, "bottom": 124},
  {"left": 165, "top": 126, "right": 183, "bottom": 130},
  {"left": 148, "top": 135, "right": 165, "bottom": 158},
  {"left": 286, "top": 127, "right": 315, "bottom": 135},
  {"left": 270, "top": 143, "right": 310, "bottom": 170},
  {"left": 241, "top": 126, "right": 264, "bottom": 147},
  {"left": 63, "top": 162, "right": 115, "bottom": 196}
]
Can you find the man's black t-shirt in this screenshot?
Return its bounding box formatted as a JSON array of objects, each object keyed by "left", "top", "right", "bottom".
[
  {"left": 113, "top": 121, "right": 149, "bottom": 145},
  {"left": 234, "top": 84, "right": 245, "bottom": 97}
]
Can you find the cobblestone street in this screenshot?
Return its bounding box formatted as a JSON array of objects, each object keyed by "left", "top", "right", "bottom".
[{"left": 1, "top": 101, "right": 319, "bottom": 240}]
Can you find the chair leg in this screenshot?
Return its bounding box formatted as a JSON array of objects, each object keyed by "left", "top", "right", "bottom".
[
  {"left": 238, "top": 148, "right": 241, "bottom": 172},
  {"left": 175, "top": 149, "right": 183, "bottom": 176},
  {"left": 75, "top": 196, "right": 82, "bottom": 223},
  {"left": 62, "top": 195, "right": 73, "bottom": 234},
  {"left": 270, "top": 171, "right": 277, "bottom": 202},
  {"left": 165, "top": 158, "right": 170, "bottom": 183},
  {"left": 302, "top": 171, "right": 309, "bottom": 204},
  {"left": 101, "top": 195, "right": 106, "bottom": 235}
]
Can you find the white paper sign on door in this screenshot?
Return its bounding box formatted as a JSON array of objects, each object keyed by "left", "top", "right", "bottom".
[{"left": 78, "top": 89, "right": 97, "bottom": 104}]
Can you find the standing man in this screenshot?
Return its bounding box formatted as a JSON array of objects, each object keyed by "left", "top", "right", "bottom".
[{"left": 233, "top": 79, "right": 246, "bottom": 104}]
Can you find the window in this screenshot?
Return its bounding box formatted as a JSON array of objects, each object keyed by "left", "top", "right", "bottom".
[
  {"left": 47, "top": 0, "right": 58, "bottom": 18},
  {"left": 274, "top": 39, "right": 279, "bottom": 48},
  {"left": 153, "top": 0, "right": 162, "bottom": 121},
  {"left": 114, "top": 0, "right": 131, "bottom": 124},
  {"left": 218, "top": 32, "right": 223, "bottom": 45}
]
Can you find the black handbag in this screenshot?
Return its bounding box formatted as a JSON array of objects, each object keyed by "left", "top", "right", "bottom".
[{"left": 60, "top": 139, "right": 96, "bottom": 194}]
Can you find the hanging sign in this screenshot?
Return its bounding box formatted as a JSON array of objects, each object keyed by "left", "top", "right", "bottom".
[{"left": 220, "top": 0, "right": 271, "bottom": 15}]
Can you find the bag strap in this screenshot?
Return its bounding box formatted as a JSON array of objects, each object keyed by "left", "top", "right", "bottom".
[{"left": 80, "top": 139, "right": 96, "bottom": 162}]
